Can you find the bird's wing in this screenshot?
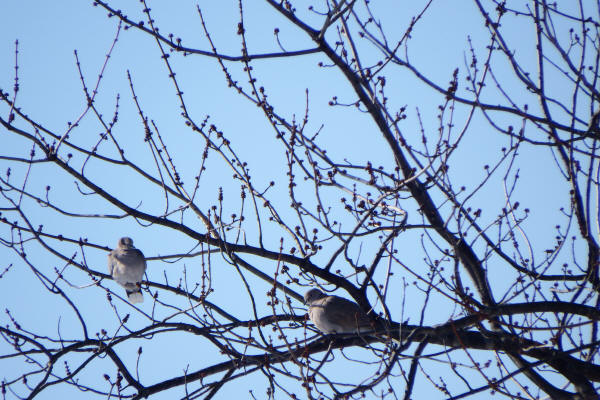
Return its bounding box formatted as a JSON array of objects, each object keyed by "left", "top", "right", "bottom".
[
  {"left": 123, "top": 249, "right": 146, "bottom": 282},
  {"left": 107, "top": 250, "right": 118, "bottom": 276},
  {"left": 322, "top": 296, "right": 371, "bottom": 331},
  {"left": 108, "top": 249, "right": 145, "bottom": 284},
  {"left": 132, "top": 249, "right": 147, "bottom": 274}
]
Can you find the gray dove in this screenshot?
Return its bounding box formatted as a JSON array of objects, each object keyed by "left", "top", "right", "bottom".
[
  {"left": 304, "top": 288, "right": 374, "bottom": 334},
  {"left": 107, "top": 237, "right": 147, "bottom": 304}
]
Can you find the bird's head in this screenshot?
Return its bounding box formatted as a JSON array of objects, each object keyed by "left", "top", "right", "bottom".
[
  {"left": 304, "top": 288, "right": 326, "bottom": 305},
  {"left": 118, "top": 237, "right": 134, "bottom": 248}
]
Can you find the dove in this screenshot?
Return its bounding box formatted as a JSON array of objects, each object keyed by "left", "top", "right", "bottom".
[
  {"left": 107, "top": 237, "right": 147, "bottom": 304},
  {"left": 304, "top": 288, "right": 374, "bottom": 334}
]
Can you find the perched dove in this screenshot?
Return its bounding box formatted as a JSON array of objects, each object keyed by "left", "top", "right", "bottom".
[
  {"left": 304, "top": 288, "right": 374, "bottom": 334},
  {"left": 107, "top": 237, "right": 147, "bottom": 304}
]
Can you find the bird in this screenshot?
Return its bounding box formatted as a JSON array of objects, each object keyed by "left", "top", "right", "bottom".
[
  {"left": 304, "top": 288, "right": 375, "bottom": 334},
  {"left": 107, "top": 237, "right": 147, "bottom": 304}
]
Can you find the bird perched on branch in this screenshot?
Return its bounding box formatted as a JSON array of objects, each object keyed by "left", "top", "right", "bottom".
[
  {"left": 107, "top": 237, "right": 147, "bottom": 304},
  {"left": 304, "top": 288, "right": 375, "bottom": 334}
]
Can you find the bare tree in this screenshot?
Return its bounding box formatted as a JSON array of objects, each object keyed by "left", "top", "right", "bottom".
[{"left": 1, "top": 1, "right": 599, "bottom": 399}]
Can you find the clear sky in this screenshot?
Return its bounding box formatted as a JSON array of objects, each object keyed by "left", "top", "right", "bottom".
[{"left": 0, "top": 1, "right": 594, "bottom": 399}]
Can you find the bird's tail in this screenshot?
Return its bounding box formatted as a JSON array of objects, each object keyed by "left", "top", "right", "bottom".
[{"left": 126, "top": 289, "right": 144, "bottom": 304}]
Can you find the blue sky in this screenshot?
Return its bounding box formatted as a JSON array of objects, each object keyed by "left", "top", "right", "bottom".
[{"left": 1, "top": 1, "right": 595, "bottom": 399}]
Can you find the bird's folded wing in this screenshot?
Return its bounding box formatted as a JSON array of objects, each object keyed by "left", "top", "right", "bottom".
[
  {"left": 107, "top": 251, "right": 117, "bottom": 275},
  {"left": 323, "top": 296, "right": 371, "bottom": 329},
  {"left": 109, "top": 249, "right": 146, "bottom": 282}
]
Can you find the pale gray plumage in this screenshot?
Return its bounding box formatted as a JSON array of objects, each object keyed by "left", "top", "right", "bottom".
[
  {"left": 108, "top": 237, "right": 147, "bottom": 304},
  {"left": 304, "top": 288, "right": 373, "bottom": 334}
]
